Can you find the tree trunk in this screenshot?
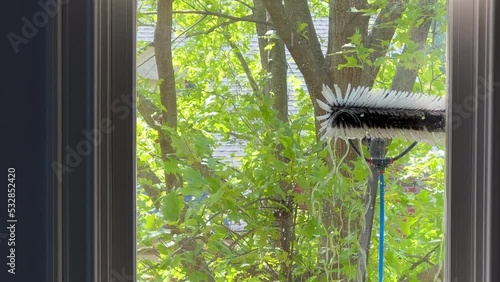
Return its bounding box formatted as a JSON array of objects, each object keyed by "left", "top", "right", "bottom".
[
  {"left": 260, "top": 0, "right": 440, "bottom": 280},
  {"left": 154, "top": 0, "right": 179, "bottom": 190},
  {"left": 255, "top": 2, "right": 293, "bottom": 279},
  {"left": 357, "top": 1, "right": 438, "bottom": 279},
  {"left": 356, "top": 139, "right": 389, "bottom": 282},
  {"left": 154, "top": 1, "right": 214, "bottom": 280},
  {"left": 269, "top": 29, "right": 294, "bottom": 282}
]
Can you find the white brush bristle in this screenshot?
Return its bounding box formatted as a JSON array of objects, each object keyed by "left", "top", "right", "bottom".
[{"left": 317, "top": 84, "right": 445, "bottom": 145}]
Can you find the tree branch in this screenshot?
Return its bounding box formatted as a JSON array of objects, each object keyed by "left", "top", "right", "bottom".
[
  {"left": 398, "top": 245, "right": 442, "bottom": 282},
  {"left": 261, "top": 0, "right": 329, "bottom": 121},
  {"left": 360, "top": 0, "right": 408, "bottom": 87},
  {"left": 224, "top": 34, "right": 259, "bottom": 92},
  {"left": 186, "top": 19, "right": 235, "bottom": 37},
  {"left": 137, "top": 95, "right": 162, "bottom": 131},
  {"left": 253, "top": 0, "right": 269, "bottom": 71},
  {"left": 235, "top": 0, "right": 254, "bottom": 11},
  {"left": 283, "top": 0, "right": 325, "bottom": 70},
  {"left": 391, "top": 0, "right": 438, "bottom": 91},
  {"left": 172, "top": 10, "right": 274, "bottom": 27},
  {"left": 408, "top": 245, "right": 439, "bottom": 271},
  {"left": 137, "top": 162, "right": 162, "bottom": 209}
]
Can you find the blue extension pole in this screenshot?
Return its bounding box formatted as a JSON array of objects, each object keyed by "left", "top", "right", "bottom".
[
  {"left": 378, "top": 172, "right": 385, "bottom": 282},
  {"left": 348, "top": 139, "right": 418, "bottom": 281}
]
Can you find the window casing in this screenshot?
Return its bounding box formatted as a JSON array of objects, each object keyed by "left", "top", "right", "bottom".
[{"left": 45, "top": 0, "right": 500, "bottom": 281}]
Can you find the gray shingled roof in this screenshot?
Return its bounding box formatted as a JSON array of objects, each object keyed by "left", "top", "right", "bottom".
[{"left": 137, "top": 19, "right": 330, "bottom": 166}]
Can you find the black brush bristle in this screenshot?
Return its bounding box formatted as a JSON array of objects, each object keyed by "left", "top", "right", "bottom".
[{"left": 317, "top": 84, "right": 445, "bottom": 143}]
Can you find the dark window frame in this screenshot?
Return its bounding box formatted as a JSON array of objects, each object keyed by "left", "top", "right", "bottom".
[
  {"left": 447, "top": 0, "right": 500, "bottom": 280},
  {"left": 51, "top": 0, "right": 136, "bottom": 281},
  {"left": 49, "top": 0, "right": 500, "bottom": 281}
]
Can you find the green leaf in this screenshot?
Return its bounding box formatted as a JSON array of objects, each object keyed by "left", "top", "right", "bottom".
[
  {"left": 160, "top": 191, "right": 185, "bottom": 223},
  {"left": 187, "top": 271, "right": 209, "bottom": 282},
  {"left": 264, "top": 42, "right": 275, "bottom": 51},
  {"left": 338, "top": 55, "right": 361, "bottom": 69},
  {"left": 144, "top": 214, "right": 156, "bottom": 230}
]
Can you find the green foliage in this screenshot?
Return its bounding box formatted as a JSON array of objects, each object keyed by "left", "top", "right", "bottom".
[{"left": 136, "top": 0, "right": 447, "bottom": 281}]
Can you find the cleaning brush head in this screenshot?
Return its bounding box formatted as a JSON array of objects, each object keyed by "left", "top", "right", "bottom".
[{"left": 317, "top": 84, "right": 445, "bottom": 144}]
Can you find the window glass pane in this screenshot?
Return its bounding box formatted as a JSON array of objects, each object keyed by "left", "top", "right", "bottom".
[{"left": 136, "top": 1, "right": 447, "bottom": 281}]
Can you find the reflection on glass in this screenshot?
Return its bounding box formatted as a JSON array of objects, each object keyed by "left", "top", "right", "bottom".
[{"left": 136, "top": 1, "right": 446, "bottom": 281}]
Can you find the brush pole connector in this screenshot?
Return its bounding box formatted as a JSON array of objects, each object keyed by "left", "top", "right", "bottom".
[{"left": 369, "top": 157, "right": 393, "bottom": 172}]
